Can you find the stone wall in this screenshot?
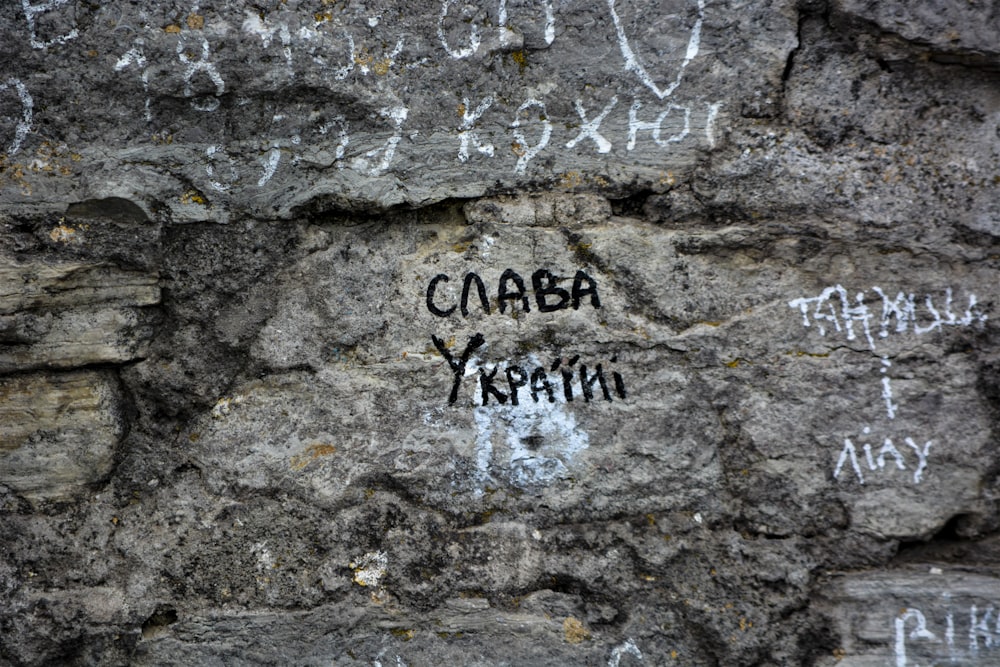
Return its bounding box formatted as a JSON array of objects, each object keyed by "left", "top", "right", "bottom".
[{"left": 2, "top": 1, "right": 1000, "bottom": 665}]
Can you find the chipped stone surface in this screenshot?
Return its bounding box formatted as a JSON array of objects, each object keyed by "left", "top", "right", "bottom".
[{"left": 1, "top": 0, "right": 1000, "bottom": 665}]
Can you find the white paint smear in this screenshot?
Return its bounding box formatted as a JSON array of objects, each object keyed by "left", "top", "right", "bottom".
[{"left": 472, "top": 356, "right": 589, "bottom": 490}]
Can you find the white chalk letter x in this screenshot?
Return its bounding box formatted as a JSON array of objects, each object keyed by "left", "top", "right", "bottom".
[{"left": 566, "top": 97, "right": 618, "bottom": 154}]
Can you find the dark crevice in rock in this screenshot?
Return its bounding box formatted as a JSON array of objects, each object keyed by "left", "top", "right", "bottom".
[
  {"left": 608, "top": 191, "right": 652, "bottom": 218},
  {"left": 140, "top": 606, "right": 178, "bottom": 640}
]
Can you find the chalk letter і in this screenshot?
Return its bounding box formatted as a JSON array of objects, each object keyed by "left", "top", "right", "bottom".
[
  {"left": 612, "top": 369, "right": 626, "bottom": 399},
  {"left": 565, "top": 97, "right": 617, "bottom": 154},
  {"left": 572, "top": 270, "right": 601, "bottom": 310},
  {"left": 499, "top": 269, "right": 530, "bottom": 314},
  {"left": 438, "top": 0, "right": 481, "bottom": 59},
  {"left": 532, "top": 269, "right": 569, "bottom": 312},
  {"left": 511, "top": 98, "right": 552, "bottom": 174},
  {"left": 432, "top": 332, "right": 485, "bottom": 404},
  {"left": 427, "top": 274, "right": 456, "bottom": 317}
]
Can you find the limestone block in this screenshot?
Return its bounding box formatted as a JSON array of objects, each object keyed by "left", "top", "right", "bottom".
[
  {"left": 0, "top": 371, "right": 126, "bottom": 501},
  {"left": 0, "top": 306, "right": 155, "bottom": 372},
  {"left": 0, "top": 262, "right": 159, "bottom": 315}
]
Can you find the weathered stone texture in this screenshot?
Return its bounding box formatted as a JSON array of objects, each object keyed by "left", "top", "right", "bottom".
[
  {"left": 0, "top": 371, "right": 126, "bottom": 500},
  {"left": 2, "top": 0, "right": 1000, "bottom": 666}
]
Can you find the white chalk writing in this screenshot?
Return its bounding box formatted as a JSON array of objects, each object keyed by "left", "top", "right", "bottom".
[
  {"left": 438, "top": 0, "right": 481, "bottom": 59},
  {"left": 205, "top": 145, "right": 239, "bottom": 192},
  {"left": 351, "top": 106, "right": 408, "bottom": 176},
  {"left": 627, "top": 99, "right": 690, "bottom": 150},
  {"left": 0, "top": 78, "right": 33, "bottom": 156},
  {"left": 176, "top": 32, "right": 226, "bottom": 112},
  {"left": 458, "top": 96, "right": 496, "bottom": 162},
  {"left": 21, "top": 0, "right": 78, "bottom": 49},
  {"left": 510, "top": 98, "right": 552, "bottom": 174},
  {"left": 608, "top": 0, "right": 704, "bottom": 99},
  {"left": 893, "top": 603, "right": 1000, "bottom": 666},
  {"left": 565, "top": 97, "right": 618, "bottom": 154},
  {"left": 789, "top": 285, "right": 986, "bottom": 352},
  {"left": 834, "top": 429, "right": 931, "bottom": 485},
  {"left": 115, "top": 44, "right": 151, "bottom": 122},
  {"left": 608, "top": 638, "right": 643, "bottom": 666}
]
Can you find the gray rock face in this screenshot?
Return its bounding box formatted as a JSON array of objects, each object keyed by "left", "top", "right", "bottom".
[{"left": 2, "top": 0, "right": 1000, "bottom": 666}]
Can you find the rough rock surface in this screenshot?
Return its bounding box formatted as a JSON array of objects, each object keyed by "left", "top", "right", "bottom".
[{"left": 1, "top": 1, "right": 1000, "bottom": 665}]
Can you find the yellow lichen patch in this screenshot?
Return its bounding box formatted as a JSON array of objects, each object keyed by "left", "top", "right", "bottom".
[
  {"left": 724, "top": 359, "right": 743, "bottom": 368},
  {"left": 456, "top": 103, "right": 466, "bottom": 117},
  {"left": 353, "top": 50, "right": 374, "bottom": 66},
  {"left": 659, "top": 171, "right": 677, "bottom": 187},
  {"left": 181, "top": 189, "right": 207, "bottom": 206},
  {"left": 671, "top": 650, "right": 679, "bottom": 659},
  {"left": 290, "top": 444, "right": 337, "bottom": 470},
  {"left": 164, "top": 24, "right": 181, "bottom": 33},
  {"left": 315, "top": 11, "right": 334, "bottom": 23},
  {"left": 511, "top": 141, "right": 526, "bottom": 157},
  {"left": 739, "top": 617, "right": 753, "bottom": 631},
  {"left": 452, "top": 241, "right": 470, "bottom": 253},
  {"left": 511, "top": 50, "right": 527, "bottom": 73},
  {"left": 563, "top": 617, "right": 590, "bottom": 644},
  {"left": 87, "top": 50, "right": 98, "bottom": 58},
  {"left": 186, "top": 13, "right": 204, "bottom": 30},
  {"left": 372, "top": 58, "right": 392, "bottom": 76},
  {"left": 211, "top": 395, "right": 244, "bottom": 419},
  {"left": 49, "top": 223, "right": 78, "bottom": 244},
  {"left": 152, "top": 133, "right": 174, "bottom": 145},
  {"left": 390, "top": 628, "right": 415, "bottom": 641},
  {"left": 560, "top": 171, "right": 584, "bottom": 188}
]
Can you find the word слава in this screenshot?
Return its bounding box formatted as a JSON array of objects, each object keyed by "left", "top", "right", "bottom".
[{"left": 426, "top": 268, "right": 600, "bottom": 317}]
